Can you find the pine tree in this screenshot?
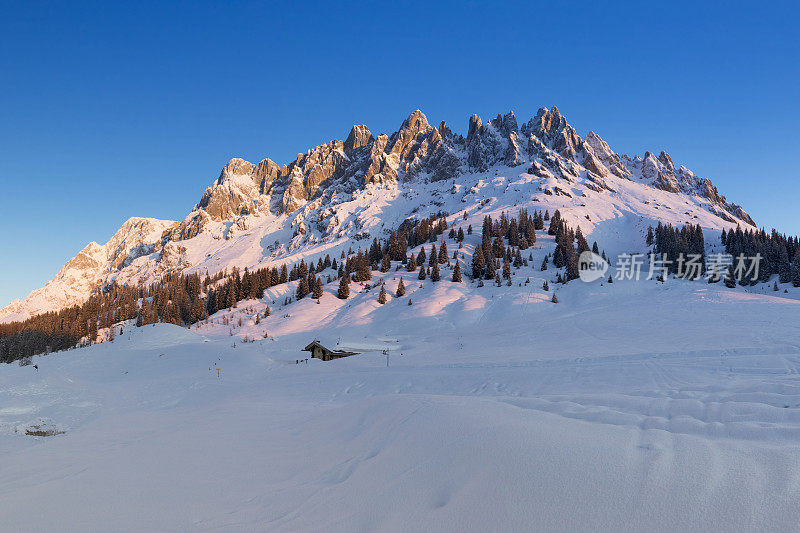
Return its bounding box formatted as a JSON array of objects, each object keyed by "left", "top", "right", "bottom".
[
  {"left": 378, "top": 285, "right": 387, "bottom": 304},
  {"left": 575, "top": 227, "right": 589, "bottom": 254},
  {"left": 484, "top": 257, "right": 495, "bottom": 280},
  {"left": 312, "top": 276, "right": 324, "bottom": 299},
  {"left": 418, "top": 266, "right": 427, "bottom": 280},
  {"left": 793, "top": 250, "right": 800, "bottom": 287},
  {"left": 396, "top": 278, "right": 406, "bottom": 297},
  {"left": 543, "top": 280, "right": 549, "bottom": 291},
  {"left": 551, "top": 292, "right": 559, "bottom": 303},
  {"left": 646, "top": 226, "right": 654, "bottom": 246},
  {"left": 431, "top": 262, "right": 441, "bottom": 282},
  {"left": 190, "top": 297, "right": 208, "bottom": 323},
  {"left": 724, "top": 263, "right": 738, "bottom": 288},
  {"left": 296, "top": 276, "right": 309, "bottom": 299},
  {"left": 337, "top": 275, "right": 350, "bottom": 299},
  {"left": 452, "top": 262, "right": 462, "bottom": 282},
  {"left": 502, "top": 258, "right": 511, "bottom": 280},
  {"left": 472, "top": 246, "right": 485, "bottom": 278}
]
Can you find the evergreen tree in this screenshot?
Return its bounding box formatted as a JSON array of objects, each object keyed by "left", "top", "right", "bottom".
[
  {"left": 190, "top": 297, "right": 208, "bottom": 323},
  {"left": 472, "top": 246, "right": 485, "bottom": 278},
  {"left": 296, "top": 276, "right": 309, "bottom": 299},
  {"left": 312, "top": 276, "right": 324, "bottom": 299},
  {"left": 484, "top": 257, "right": 496, "bottom": 280},
  {"left": 793, "top": 249, "right": 800, "bottom": 287},
  {"left": 407, "top": 254, "right": 417, "bottom": 272},
  {"left": 551, "top": 292, "right": 559, "bottom": 303},
  {"left": 396, "top": 278, "right": 406, "bottom": 297},
  {"left": 502, "top": 258, "right": 511, "bottom": 279},
  {"left": 452, "top": 262, "right": 462, "bottom": 282},
  {"left": 575, "top": 227, "right": 589, "bottom": 254},
  {"left": 431, "top": 262, "right": 441, "bottom": 282},
  {"left": 724, "top": 263, "right": 738, "bottom": 288},
  {"left": 378, "top": 285, "right": 387, "bottom": 304},
  {"left": 548, "top": 210, "right": 561, "bottom": 235},
  {"left": 355, "top": 251, "right": 372, "bottom": 282},
  {"left": 337, "top": 275, "right": 350, "bottom": 299},
  {"left": 418, "top": 266, "right": 427, "bottom": 280}
]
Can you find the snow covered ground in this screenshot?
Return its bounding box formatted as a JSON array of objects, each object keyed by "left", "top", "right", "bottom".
[{"left": 3, "top": 274, "right": 800, "bottom": 531}]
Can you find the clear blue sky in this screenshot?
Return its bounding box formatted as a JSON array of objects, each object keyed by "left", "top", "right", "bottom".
[{"left": 1, "top": 1, "right": 798, "bottom": 307}]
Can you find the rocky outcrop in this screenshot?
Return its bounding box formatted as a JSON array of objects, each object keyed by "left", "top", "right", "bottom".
[
  {"left": 624, "top": 150, "right": 755, "bottom": 225},
  {"left": 582, "top": 132, "right": 631, "bottom": 179},
  {"left": 465, "top": 111, "right": 524, "bottom": 171},
  {"left": 344, "top": 125, "right": 373, "bottom": 154},
  {"left": 522, "top": 106, "right": 582, "bottom": 160}
]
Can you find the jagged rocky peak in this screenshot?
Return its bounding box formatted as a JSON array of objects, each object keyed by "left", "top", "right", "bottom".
[
  {"left": 466, "top": 110, "right": 524, "bottom": 170},
  {"left": 344, "top": 125, "right": 373, "bottom": 153},
  {"left": 582, "top": 132, "right": 631, "bottom": 179},
  {"left": 522, "top": 106, "right": 582, "bottom": 160}
]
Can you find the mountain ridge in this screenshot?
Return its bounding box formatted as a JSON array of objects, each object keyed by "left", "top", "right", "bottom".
[{"left": 1, "top": 106, "right": 756, "bottom": 323}]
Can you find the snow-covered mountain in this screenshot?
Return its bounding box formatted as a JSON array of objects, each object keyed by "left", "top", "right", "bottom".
[
  {"left": 1, "top": 106, "right": 755, "bottom": 323},
  {"left": 1, "top": 218, "right": 175, "bottom": 322}
]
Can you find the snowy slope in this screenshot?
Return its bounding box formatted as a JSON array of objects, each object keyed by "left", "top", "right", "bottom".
[
  {"left": 0, "top": 107, "right": 756, "bottom": 323},
  {"left": 3, "top": 277, "right": 800, "bottom": 530}
]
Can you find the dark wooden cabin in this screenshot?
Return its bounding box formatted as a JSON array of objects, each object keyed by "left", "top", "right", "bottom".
[{"left": 303, "top": 341, "right": 358, "bottom": 361}]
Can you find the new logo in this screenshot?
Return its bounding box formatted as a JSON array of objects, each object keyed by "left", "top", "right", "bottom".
[{"left": 578, "top": 251, "right": 609, "bottom": 282}]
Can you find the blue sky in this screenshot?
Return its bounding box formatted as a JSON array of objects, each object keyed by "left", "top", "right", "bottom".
[{"left": 1, "top": 0, "right": 798, "bottom": 307}]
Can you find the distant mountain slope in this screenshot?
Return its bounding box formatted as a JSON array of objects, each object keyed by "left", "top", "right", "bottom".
[
  {"left": 1, "top": 107, "right": 755, "bottom": 323},
  {"left": 1, "top": 218, "right": 175, "bottom": 323}
]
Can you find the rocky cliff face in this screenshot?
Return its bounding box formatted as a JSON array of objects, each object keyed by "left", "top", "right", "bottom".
[{"left": 1, "top": 106, "right": 757, "bottom": 322}]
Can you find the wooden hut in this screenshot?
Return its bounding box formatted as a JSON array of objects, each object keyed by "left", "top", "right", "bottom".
[{"left": 302, "top": 341, "right": 358, "bottom": 361}]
